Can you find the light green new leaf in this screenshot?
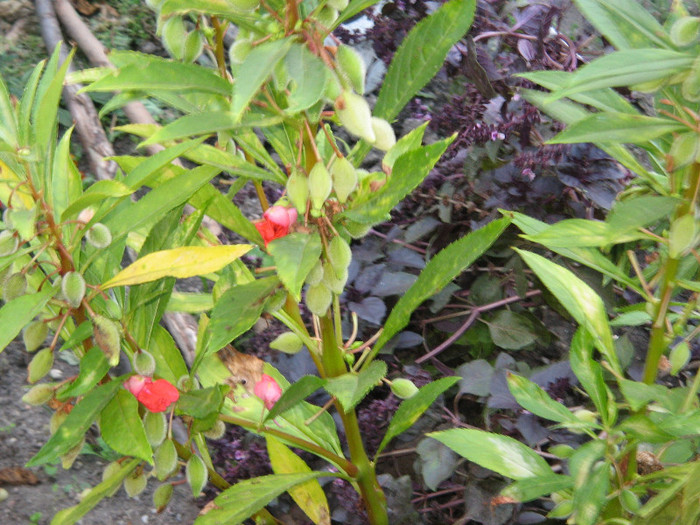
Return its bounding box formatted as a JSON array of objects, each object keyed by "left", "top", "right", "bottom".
[
  {"left": 160, "top": 0, "right": 260, "bottom": 18},
  {"left": 100, "top": 389, "right": 152, "bottom": 463},
  {"left": 0, "top": 286, "right": 56, "bottom": 354},
  {"left": 572, "top": 461, "right": 610, "bottom": 525},
  {"left": 232, "top": 37, "right": 294, "bottom": 122},
  {"left": 102, "top": 245, "right": 252, "bottom": 289},
  {"left": 269, "top": 233, "right": 322, "bottom": 301},
  {"left": 56, "top": 347, "right": 110, "bottom": 401},
  {"left": 149, "top": 325, "right": 189, "bottom": 385},
  {"left": 375, "top": 377, "right": 459, "bottom": 459},
  {"left": 570, "top": 329, "right": 615, "bottom": 426},
  {"left": 337, "top": 0, "right": 380, "bottom": 25},
  {"left": 324, "top": 360, "right": 387, "bottom": 413},
  {"left": 267, "top": 436, "right": 330, "bottom": 525},
  {"left": 515, "top": 249, "right": 620, "bottom": 374},
  {"left": 122, "top": 137, "right": 208, "bottom": 189},
  {"left": 429, "top": 428, "right": 553, "bottom": 480},
  {"left": 549, "top": 113, "right": 687, "bottom": 144},
  {"left": 502, "top": 474, "right": 574, "bottom": 503},
  {"left": 285, "top": 44, "right": 328, "bottom": 114},
  {"left": 381, "top": 121, "right": 427, "bottom": 170},
  {"left": 194, "top": 472, "right": 331, "bottom": 525},
  {"left": 507, "top": 373, "right": 578, "bottom": 424},
  {"left": 185, "top": 144, "right": 284, "bottom": 184},
  {"left": 140, "top": 112, "right": 240, "bottom": 147},
  {"left": 28, "top": 380, "right": 123, "bottom": 466},
  {"left": 60, "top": 179, "right": 134, "bottom": 221},
  {"left": 264, "top": 375, "right": 326, "bottom": 422},
  {"left": 50, "top": 126, "right": 82, "bottom": 222}
]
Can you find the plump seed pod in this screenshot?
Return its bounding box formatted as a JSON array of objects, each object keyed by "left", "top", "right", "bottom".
[
  {"left": 155, "top": 439, "right": 178, "bottom": 481},
  {"left": 124, "top": 470, "right": 148, "bottom": 498},
  {"left": 317, "top": 6, "right": 338, "bottom": 28},
  {"left": 308, "top": 162, "right": 333, "bottom": 213},
  {"left": 22, "top": 383, "right": 54, "bottom": 406},
  {"left": 305, "top": 283, "right": 332, "bottom": 316},
  {"left": 324, "top": 73, "right": 343, "bottom": 102},
  {"left": 336, "top": 44, "right": 366, "bottom": 94},
  {"left": 229, "top": 39, "right": 253, "bottom": 66},
  {"left": 671, "top": 16, "right": 700, "bottom": 47},
  {"left": 330, "top": 156, "right": 357, "bottom": 203},
  {"left": 102, "top": 461, "right": 123, "bottom": 497},
  {"left": 0, "top": 231, "right": 18, "bottom": 257},
  {"left": 176, "top": 374, "right": 198, "bottom": 392},
  {"left": 549, "top": 444, "right": 574, "bottom": 459},
  {"left": 669, "top": 213, "right": 698, "bottom": 258},
  {"left": 286, "top": 170, "right": 309, "bottom": 215},
  {"left": 620, "top": 489, "right": 641, "bottom": 513},
  {"left": 61, "top": 437, "right": 85, "bottom": 469},
  {"left": 203, "top": 419, "right": 226, "bottom": 440},
  {"left": 390, "top": 378, "right": 419, "bottom": 399},
  {"left": 85, "top": 223, "right": 112, "bottom": 249},
  {"left": 305, "top": 259, "right": 324, "bottom": 287},
  {"left": 328, "top": 235, "right": 352, "bottom": 276},
  {"left": 143, "top": 411, "right": 168, "bottom": 447},
  {"left": 186, "top": 455, "right": 208, "bottom": 497},
  {"left": 153, "top": 483, "right": 174, "bottom": 513},
  {"left": 269, "top": 331, "right": 304, "bottom": 354},
  {"left": 183, "top": 30, "right": 205, "bottom": 64},
  {"left": 23, "top": 320, "right": 48, "bottom": 353},
  {"left": 670, "top": 132, "right": 700, "bottom": 168},
  {"left": 62, "top": 272, "right": 86, "bottom": 309},
  {"left": 344, "top": 220, "right": 371, "bottom": 239},
  {"left": 322, "top": 261, "right": 347, "bottom": 294},
  {"left": 370, "top": 118, "right": 396, "bottom": 151},
  {"left": 335, "top": 91, "right": 375, "bottom": 143},
  {"left": 28, "top": 348, "right": 54, "bottom": 384},
  {"left": 50, "top": 410, "right": 68, "bottom": 435},
  {"left": 327, "top": 0, "right": 348, "bottom": 10},
  {"left": 670, "top": 341, "right": 691, "bottom": 376},
  {"left": 134, "top": 350, "right": 156, "bottom": 376},
  {"left": 161, "top": 16, "right": 187, "bottom": 60},
  {"left": 93, "top": 315, "right": 121, "bottom": 367},
  {"left": 3, "top": 272, "right": 27, "bottom": 302}
]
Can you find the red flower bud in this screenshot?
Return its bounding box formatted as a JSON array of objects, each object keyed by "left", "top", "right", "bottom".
[
  {"left": 255, "top": 205, "right": 297, "bottom": 247},
  {"left": 253, "top": 374, "right": 282, "bottom": 410},
  {"left": 125, "top": 375, "right": 179, "bottom": 413}
]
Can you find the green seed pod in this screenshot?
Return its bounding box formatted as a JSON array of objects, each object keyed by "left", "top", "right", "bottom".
[
  {"left": 50, "top": 410, "right": 68, "bottom": 435},
  {"left": 327, "top": 0, "right": 348, "bottom": 10},
  {"left": 86, "top": 223, "right": 112, "bottom": 249},
  {"left": 93, "top": 315, "right": 121, "bottom": 367},
  {"left": 104, "top": 299, "right": 122, "bottom": 320},
  {"left": 390, "top": 378, "right": 418, "bottom": 399},
  {"left": 102, "top": 461, "right": 123, "bottom": 497},
  {"left": 134, "top": 350, "right": 156, "bottom": 376},
  {"left": 308, "top": 162, "right": 333, "bottom": 212},
  {"left": 153, "top": 483, "right": 174, "bottom": 513},
  {"left": 155, "top": 439, "right": 178, "bottom": 481},
  {"left": 669, "top": 213, "right": 698, "bottom": 258},
  {"left": 62, "top": 272, "right": 86, "bottom": 309},
  {"left": 22, "top": 383, "right": 54, "bottom": 406},
  {"left": 143, "top": 411, "right": 168, "bottom": 448},
  {"left": 161, "top": 16, "right": 187, "bottom": 60},
  {"left": 344, "top": 219, "right": 371, "bottom": 239},
  {"left": 176, "top": 374, "right": 198, "bottom": 392},
  {"left": 203, "top": 419, "right": 226, "bottom": 440},
  {"left": 669, "top": 341, "right": 691, "bottom": 376},
  {"left": 269, "top": 331, "right": 304, "bottom": 354},
  {"left": 548, "top": 499, "right": 574, "bottom": 519},
  {"left": 61, "top": 437, "right": 85, "bottom": 469},
  {"left": 3, "top": 272, "right": 27, "bottom": 302},
  {"left": 0, "top": 230, "right": 18, "bottom": 257},
  {"left": 335, "top": 91, "right": 375, "bottom": 143},
  {"left": 328, "top": 235, "right": 352, "bottom": 276},
  {"left": 620, "top": 488, "right": 641, "bottom": 513},
  {"left": 330, "top": 156, "right": 357, "bottom": 203},
  {"left": 322, "top": 260, "right": 347, "bottom": 294},
  {"left": 317, "top": 6, "right": 338, "bottom": 28},
  {"left": 286, "top": 170, "right": 309, "bottom": 215},
  {"left": 23, "top": 320, "right": 48, "bottom": 353},
  {"left": 124, "top": 471, "right": 148, "bottom": 498},
  {"left": 324, "top": 73, "right": 343, "bottom": 102},
  {"left": 229, "top": 39, "right": 253, "bottom": 66},
  {"left": 548, "top": 444, "right": 574, "bottom": 459},
  {"left": 670, "top": 16, "right": 700, "bottom": 47},
  {"left": 182, "top": 29, "right": 205, "bottom": 64},
  {"left": 305, "top": 283, "right": 332, "bottom": 316},
  {"left": 28, "top": 348, "right": 54, "bottom": 384},
  {"left": 305, "top": 260, "right": 324, "bottom": 288},
  {"left": 670, "top": 132, "right": 700, "bottom": 168},
  {"left": 0, "top": 488, "right": 8, "bottom": 502},
  {"left": 683, "top": 56, "right": 700, "bottom": 102},
  {"left": 186, "top": 455, "right": 208, "bottom": 497},
  {"left": 336, "top": 44, "right": 366, "bottom": 94},
  {"left": 370, "top": 117, "right": 396, "bottom": 151}
]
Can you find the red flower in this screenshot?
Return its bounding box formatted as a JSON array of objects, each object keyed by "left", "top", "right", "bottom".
[
  {"left": 124, "top": 375, "right": 179, "bottom": 413},
  {"left": 254, "top": 374, "right": 282, "bottom": 410},
  {"left": 255, "top": 206, "right": 297, "bottom": 247}
]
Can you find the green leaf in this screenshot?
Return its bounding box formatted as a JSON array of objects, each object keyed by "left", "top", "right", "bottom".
[
  {"left": 102, "top": 245, "right": 252, "bottom": 289},
  {"left": 60, "top": 180, "right": 134, "bottom": 221},
  {"left": 140, "top": 112, "right": 240, "bottom": 147},
  {"left": 548, "top": 113, "right": 687, "bottom": 144},
  {"left": 177, "top": 385, "right": 227, "bottom": 419},
  {"left": 375, "top": 376, "right": 459, "bottom": 458},
  {"left": 515, "top": 249, "right": 620, "bottom": 374},
  {"left": 27, "top": 380, "right": 123, "bottom": 466},
  {"left": 337, "top": 0, "right": 379, "bottom": 25},
  {"left": 381, "top": 121, "right": 427, "bottom": 170},
  {"left": 618, "top": 379, "right": 670, "bottom": 412},
  {"left": 51, "top": 458, "right": 140, "bottom": 525},
  {"left": 0, "top": 287, "right": 56, "bottom": 354},
  {"left": 569, "top": 329, "right": 615, "bottom": 427},
  {"left": 194, "top": 472, "right": 330, "bottom": 525},
  {"left": 572, "top": 460, "right": 610, "bottom": 525},
  {"left": 324, "top": 360, "right": 387, "bottom": 413},
  {"left": 284, "top": 44, "right": 328, "bottom": 113},
  {"left": 487, "top": 310, "right": 538, "bottom": 350},
  {"left": 370, "top": 217, "right": 510, "bottom": 358},
  {"left": 50, "top": 126, "right": 82, "bottom": 223},
  {"left": 100, "top": 389, "right": 153, "bottom": 463},
  {"left": 374, "top": 0, "right": 476, "bottom": 122},
  {"left": 232, "top": 37, "right": 294, "bottom": 122},
  {"left": 607, "top": 195, "right": 680, "bottom": 232},
  {"left": 429, "top": 428, "right": 553, "bottom": 480},
  {"left": 268, "top": 233, "right": 322, "bottom": 301},
  {"left": 185, "top": 144, "right": 284, "bottom": 183},
  {"left": 502, "top": 474, "right": 574, "bottom": 503},
  {"left": 507, "top": 373, "right": 578, "bottom": 424},
  {"left": 415, "top": 437, "right": 458, "bottom": 490},
  {"left": 56, "top": 347, "right": 110, "bottom": 401},
  {"left": 264, "top": 375, "right": 326, "bottom": 422}
]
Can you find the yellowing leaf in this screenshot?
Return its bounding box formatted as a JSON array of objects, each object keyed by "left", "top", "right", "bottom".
[
  {"left": 102, "top": 245, "right": 252, "bottom": 289},
  {"left": 0, "top": 159, "right": 34, "bottom": 209}
]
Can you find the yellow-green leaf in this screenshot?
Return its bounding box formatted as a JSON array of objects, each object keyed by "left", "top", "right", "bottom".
[{"left": 102, "top": 245, "right": 252, "bottom": 289}]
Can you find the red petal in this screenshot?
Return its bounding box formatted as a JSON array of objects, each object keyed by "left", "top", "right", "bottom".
[{"left": 137, "top": 379, "right": 180, "bottom": 413}]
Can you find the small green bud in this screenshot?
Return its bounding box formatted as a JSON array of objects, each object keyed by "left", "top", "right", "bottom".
[
  {"left": 186, "top": 455, "right": 208, "bottom": 497},
  {"left": 286, "top": 170, "right": 309, "bottom": 215},
  {"left": 336, "top": 45, "right": 365, "bottom": 94},
  {"left": 335, "top": 91, "right": 375, "bottom": 143},
  {"left": 103, "top": 299, "right": 122, "bottom": 320},
  {"left": 669, "top": 341, "right": 691, "bottom": 376},
  {"left": 308, "top": 162, "right": 333, "bottom": 212},
  {"left": 670, "top": 132, "right": 700, "bottom": 168},
  {"left": 324, "top": 73, "right": 343, "bottom": 102},
  {"left": 124, "top": 471, "right": 148, "bottom": 498},
  {"left": 370, "top": 118, "right": 396, "bottom": 151},
  {"left": 548, "top": 499, "right": 573, "bottom": 519},
  {"left": 102, "top": 461, "right": 123, "bottom": 497},
  {"left": 23, "top": 320, "right": 48, "bottom": 353},
  {"left": 143, "top": 411, "right": 168, "bottom": 448},
  {"left": 327, "top": 0, "right": 348, "bottom": 9},
  {"left": 61, "top": 272, "right": 86, "bottom": 309},
  {"left": 3, "top": 272, "right": 27, "bottom": 302},
  {"left": 86, "top": 223, "right": 112, "bottom": 249},
  {"left": 322, "top": 260, "right": 347, "bottom": 294},
  {"left": 93, "top": 315, "right": 121, "bottom": 367},
  {"left": 549, "top": 444, "right": 574, "bottom": 458},
  {"left": 176, "top": 374, "right": 198, "bottom": 392},
  {"left": 620, "top": 488, "right": 641, "bottom": 513},
  {"left": 306, "top": 259, "right": 324, "bottom": 287},
  {"left": 61, "top": 437, "right": 85, "bottom": 469},
  {"left": 269, "top": 331, "right": 304, "bottom": 354},
  {"left": 670, "top": 16, "right": 700, "bottom": 47},
  {"left": 22, "top": 383, "right": 54, "bottom": 406},
  {"left": 669, "top": 213, "right": 697, "bottom": 258},
  {"left": 343, "top": 352, "right": 355, "bottom": 366},
  {"left": 330, "top": 157, "right": 357, "bottom": 203},
  {"left": 28, "top": 348, "right": 54, "bottom": 384},
  {"left": 344, "top": 219, "right": 371, "bottom": 239},
  {"left": 0, "top": 230, "right": 18, "bottom": 256},
  {"left": 229, "top": 39, "right": 253, "bottom": 66},
  {"left": 161, "top": 16, "right": 187, "bottom": 60},
  {"left": 390, "top": 378, "right": 419, "bottom": 399},
  {"left": 155, "top": 439, "right": 178, "bottom": 481},
  {"left": 328, "top": 235, "right": 352, "bottom": 276},
  {"left": 134, "top": 350, "right": 156, "bottom": 376},
  {"left": 203, "top": 419, "right": 226, "bottom": 440},
  {"left": 317, "top": 6, "right": 338, "bottom": 28},
  {"left": 305, "top": 283, "right": 332, "bottom": 316},
  {"left": 573, "top": 409, "right": 597, "bottom": 424},
  {"left": 153, "top": 483, "right": 174, "bottom": 512},
  {"left": 50, "top": 410, "right": 68, "bottom": 435},
  {"left": 0, "top": 488, "right": 8, "bottom": 502}
]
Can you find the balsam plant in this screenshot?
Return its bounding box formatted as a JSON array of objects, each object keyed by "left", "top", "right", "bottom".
[
  {"left": 431, "top": 1, "right": 700, "bottom": 524},
  {"left": 0, "top": 0, "right": 515, "bottom": 523}
]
